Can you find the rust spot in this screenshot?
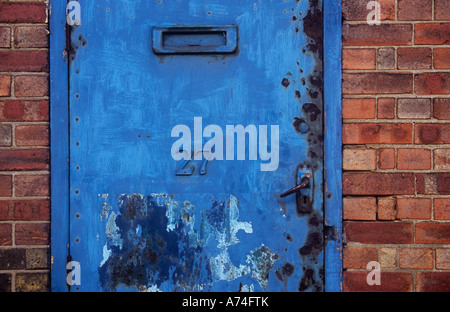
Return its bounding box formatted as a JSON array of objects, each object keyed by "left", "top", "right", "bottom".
[
  {"left": 292, "top": 117, "right": 309, "bottom": 134},
  {"left": 281, "top": 78, "right": 291, "bottom": 88},
  {"left": 286, "top": 234, "right": 293, "bottom": 242},
  {"left": 302, "top": 103, "right": 321, "bottom": 122},
  {"left": 275, "top": 262, "right": 295, "bottom": 285},
  {"left": 299, "top": 232, "right": 322, "bottom": 256},
  {"left": 302, "top": 0, "right": 323, "bottom": 56},
  {"left": 298, "top": 268, "right": 315, "bottom": 291}
]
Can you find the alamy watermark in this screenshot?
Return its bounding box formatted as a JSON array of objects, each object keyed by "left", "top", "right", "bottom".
[
  {"left": 66, "top": 1, "right": 81, "bottom": 26},
  {"left": 366, "top": 261, "right": 381, "bottom": 286},
  {"left": 171, "top": 117, "right": 279, "bottom": 172},
  {"left": 367, "top": 1, "right": 381, "bottom": 25},
  {"left": 66, "top": 261, "right": 81, "bottom": 286}
]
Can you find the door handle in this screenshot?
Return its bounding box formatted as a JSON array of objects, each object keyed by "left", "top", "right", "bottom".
[
  {"left": 280, "top": 176, "right": 310, "bottom": 198},
  {"left": 280, "top": 169, "right": 314, "bottom": 214}
]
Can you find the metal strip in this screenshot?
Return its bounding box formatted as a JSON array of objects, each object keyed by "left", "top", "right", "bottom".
[
  {"left": 50, "top": 0, "right": 70, "bottom": 292},
  {"left": 323, "top": 0, "right": 343, "bottom": 292}
]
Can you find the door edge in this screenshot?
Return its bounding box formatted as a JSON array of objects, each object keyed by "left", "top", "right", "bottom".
[
  {"left": 323, "top": 0, "right": 343, "bottom": 292},
  {"left": 49, "top": 0, "right": 70, "bottom": 292}
]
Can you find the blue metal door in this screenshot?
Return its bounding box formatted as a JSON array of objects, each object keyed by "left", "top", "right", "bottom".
[{"left": 69, "top": 0, "right": 324, "bottom": 292}]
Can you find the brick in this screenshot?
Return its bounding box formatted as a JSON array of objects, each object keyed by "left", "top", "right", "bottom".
[
  {"left": 343, "top": 73, "right": 413, "bottom": 94},
  {"left": 15, "top": 223, "right": 49, "bottom": 246},
  {"left": 0, "top": 100, "right": 49, "bottom": 122},
  {"left": 14, "top": 26, "right": 48, "bottom": 48},
  {"left": 416, "top": 173, "right": 450, "bottom": 195},
  {"left": 434, "top": 149, "right": 450, "bottom": 170},
  {"left": 0, "top": 51, "right": 48, "bottom": 72},
  {"left": 377, "top": 48, "right": 395, "bottom": 70},
  {"left": 343, "top": 24, "right": 412, "bottom": 46},
  {"left": 14, "top": 174, "right": 49, "bottom": 197},
  {"left": 397, "top": 198, "right": 431, "bottom": 219},
  {"left": 397, "top": 98, "right": 431, "bottom": 119},
  {"left": 344, "top": 221, "right": 413, "bottom": 244},
  {"left": 0, "top": 201, "right": 9, "bottom": 220},
  {"left": 343, "top": 197, "right": 377, "bottom": 220},
  {"left": 434, "top": 48, "right": 450, "bottom": 69},
  {"left": 434, "top": 198, "right": 450, "bottom": 220},
  {"left": 415, "top": 73, "right": 450, "bottom": 95},
  {"left": 343, "top": 173, "right": 415, "bottom": 195},
  {"left": 15, "top": 272, "right": 49, "bottom": 292},
  {"left": 436, "top": 248, "right": 450, "bottom": 270},
  {"left": 377, "top": 98, "right": 395, "bottom": 119},
  {"left": 343, "top": 98, "right": 376, "bottom": 119},
  {"left": 0, "top": 26, "right": 10, "bottom": 48},
  {"left": 414, "top": 124, "right": 450, "bottom": 144},
  {"left": 433, "top": 98, "right": 450, "bottom": 120},
  {"left": 0, "top": 200, "right": 50, "bottom": 221},
  {"left": 342, "top": 0, "right": 395, "bottom": 21},
  {"left": 378, "top": 197, "right": 396, "bottom": 220},
  {"left": 398, "top": 0, "right": 432, "bottom": 20},
  {"left": 0, "top": 75, "right": 11, "bottom": 97},
  {"left": 343, "top": 149, "right": 376, "bottom": 171},
  {"left": 0, "top": 274, "right": 11, "bottom": 292},
  {"left": 417, "top": 273, "right": 450, "bottom": 292},
  {"left": 0, "top": 149, "right": 49, "bottom": 171},
  {"left": 344, "top": 272, "right": 412, "bottom": 292},
  {"left": 435, "top": 0, "right": 450, "bottom": 21},
  {"left": 14, "top": 75, "right": 48, "bottom": 97},
  {"left": 380, "top": 248, "right": 397, "bottom": 268},
  {"left": 415, "top": 23, "right": 450, "bottom": 45},
  {"left": 343, "top": 123, "right": 412, "bottom": 144},
  {"left": 416, "top": 222, "right": 450, "bottom": 244},
  {"left": 0, "top": 248, "right": 26, "bottom": 270},
  {"left": 0, "top": 2, "right": 47, "bottom": 23},
  {"left": 378, "top": 148, "right": 395, "bottom": 170},
  {"left": 0, "top": 224, "right": 12, "bottom": 246},
  {"left": 14, "top": 200, "right": 49, "bottom": 221},
  {"left": 344, "top": 246, "right": 378, "bottom": 269},
  {"left": 15, "top": 125, "right": 49, "bottom": 146},
  {"left": 0, "top": 124, "right": 12, "bottom": 147},
  {"left": 397, "top": 47, "right": 432, "bottom": 70},
  {"left": 397, "top": 148, "right": 431, "bottom": 170},
  {"left": 26, "top": 248, "right": 49, "bottom": 269},
  {"left": 399, "top": 248, "right": 433, "bottom": 269},
  {"left": 0, "top": 175, "right": 12, "bottom": 197},
  {"left": 343, "top": 49, "right": 376, "bottom": 70}
]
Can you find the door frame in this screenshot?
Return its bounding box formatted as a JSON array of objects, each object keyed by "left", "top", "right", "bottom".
[{"left": 49, "top": 0, "right": 342, "bottom": 292}]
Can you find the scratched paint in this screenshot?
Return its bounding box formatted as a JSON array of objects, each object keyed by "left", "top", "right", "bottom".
[{"left": 98, "top": 193, "right": 288, "bottom": 291}]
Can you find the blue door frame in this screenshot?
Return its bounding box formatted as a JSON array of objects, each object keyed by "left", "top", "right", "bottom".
[{"left": 50, "top": 0, "right": 342, "bottom": 292}]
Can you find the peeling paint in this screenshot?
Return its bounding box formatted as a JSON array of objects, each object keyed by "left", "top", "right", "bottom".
[{"left": 98, "top": 193, "right": 277, "bottom": 292}]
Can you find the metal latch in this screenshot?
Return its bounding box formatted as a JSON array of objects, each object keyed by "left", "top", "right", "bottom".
[{"left": 280, "top": 168, "right": 313, "bottom": 213}]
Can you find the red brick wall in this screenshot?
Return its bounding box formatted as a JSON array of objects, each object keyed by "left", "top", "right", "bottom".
[
  {"left": 0, "top": 0, "right": 50, "bottom": 292},
  {"left": 342, "top": 0, "right": 450, "bottom": 291}
]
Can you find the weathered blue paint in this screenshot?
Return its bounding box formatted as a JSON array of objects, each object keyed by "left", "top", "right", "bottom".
[
  {"left": 49, "top": 0, "right": 343, "bottom": 292},
  {"left": 49, "top": 0, "right": 70, "bottom": 292},
  {"left": 323, "top": 0, "right": 343, "bottom": 292}
]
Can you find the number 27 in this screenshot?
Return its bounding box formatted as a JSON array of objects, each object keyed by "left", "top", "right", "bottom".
[{"left": 175, "top": 148, "right": 211, "bottom": 176}]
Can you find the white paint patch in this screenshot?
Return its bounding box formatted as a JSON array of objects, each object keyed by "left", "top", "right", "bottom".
[
  {"left": 100, "top": 244, "right": 111, "bottom": 267},
  {"left": 105, "top": 211, "right": 122, "bottom": 248},
  {"left": 209, "top": 249, "right": 251, "bottom": 282}
]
